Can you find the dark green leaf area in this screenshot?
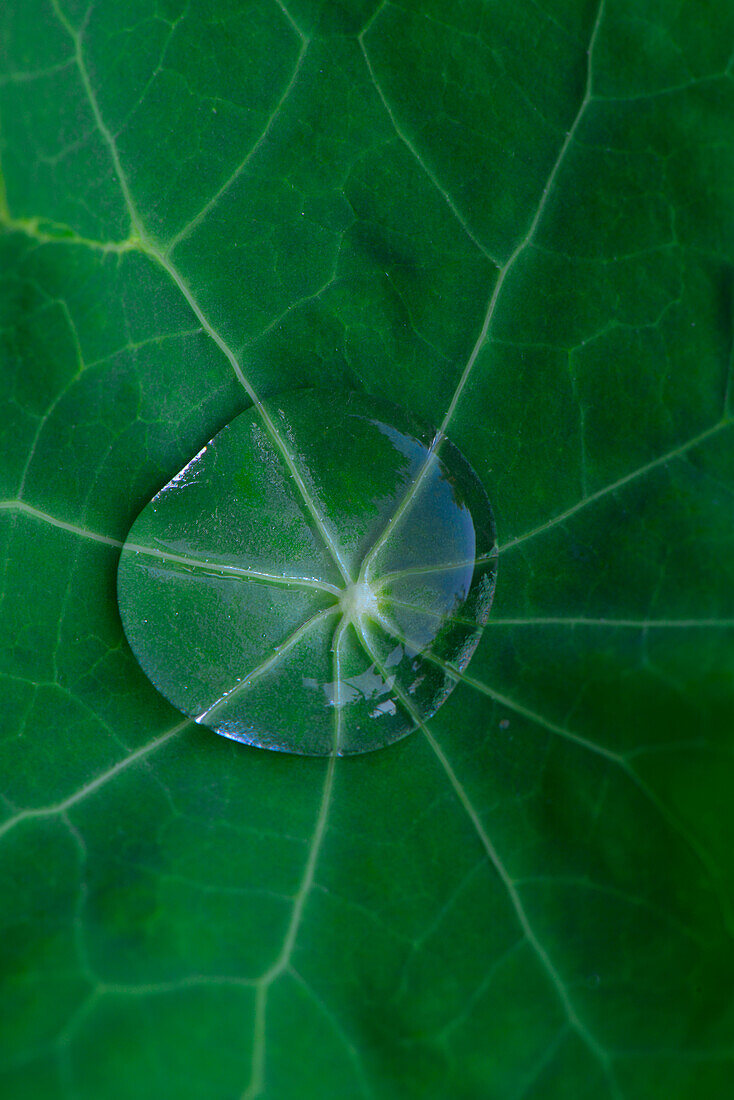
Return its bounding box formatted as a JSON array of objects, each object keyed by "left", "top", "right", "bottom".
[{"left": 117, "top": 391, "right": 497, "bottom": 755}]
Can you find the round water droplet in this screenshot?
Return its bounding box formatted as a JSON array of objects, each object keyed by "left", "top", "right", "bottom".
[{"left": 117, "top": 390, "right": 496, "bottom": 755}]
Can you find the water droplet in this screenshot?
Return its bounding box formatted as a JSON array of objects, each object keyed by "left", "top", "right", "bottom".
[{"left": 117, "top": 390, "right": 497, "bottom": 754}]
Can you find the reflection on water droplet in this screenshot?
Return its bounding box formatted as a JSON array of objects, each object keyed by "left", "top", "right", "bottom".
[
  {"left": 117, "top": 390, "right": 497, "bottom": 754},
  {"left": 385, "top": 644, "right": 404, "bottom": 668},
  {"left": 370, "top": 699, "right": 397, "bottom": 718}
]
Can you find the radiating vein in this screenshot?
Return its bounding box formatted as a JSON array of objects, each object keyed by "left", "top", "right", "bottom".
[
  {"left": 197, "top": 606, "right": 339, "bottom": 725},
  {"left": 384, "top": 597, "right": 481, "bottom": 628},
  {"left": 357, "top": 0, "right": 607, "bottom": 584},
  {"left": 0, "top": 500, "right": 123, "bottom": 548},
  {"left": 48, "top": 0, "right": 351, "bottom": 586},
  {"left": 416, "top": 636, "right": 624, "bottom": 766},
  {"left": 375, "top": 549, "right": 497, "bottom": 588},
  {"left": 460, "top": 666, "right": 734, "bottom": 932},
  {"left": 383, "top": 600, "right": 734, "bottom": 631},
  {"left": 377, "top": 612, "right": 734, "bottom": 935},
  {"left": 260, "top": 627, "right": 342, "bottom": 977},
  {"left": 22, "top": 4, "right": 731, "bottom": 1092},
  {"left": 499, "top": 416, "right": 732, "bottom": 556},
  {"left": 125, "top": 541, "right": 341, "bottom": 595},
  {"left": 481, "top": 616, "right": 734, "bottom": 628},
  {"left": 138, "top": 247, "right": 353, "bottom": 585},
  {"left": 241, "top": 619, "right": 343, "bottom": 1100},
  {"left": 0, "top": 720, "right": 189, "bottom": 841},
  {"left": 352, "top": 620, "right": 619, "bottom": 1097}
]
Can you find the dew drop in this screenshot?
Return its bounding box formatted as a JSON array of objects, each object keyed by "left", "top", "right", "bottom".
[{"left": 117, "top": 390, "right": 497, "bottom": 754}]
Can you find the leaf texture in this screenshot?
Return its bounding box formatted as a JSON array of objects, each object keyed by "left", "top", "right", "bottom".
[{"left": 1, "top": 0, "right": 734, "bottom": 1097}]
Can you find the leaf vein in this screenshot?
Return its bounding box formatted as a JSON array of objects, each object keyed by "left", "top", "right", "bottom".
[
  {"left": 498, "top": 417, "right": 732, "bottom": 556},
  {"left": 352, "top": 620, "right": 619, "bottom": 1096},
  {"left": 0, "top": 720, "right": 189, "bottom": 842}
]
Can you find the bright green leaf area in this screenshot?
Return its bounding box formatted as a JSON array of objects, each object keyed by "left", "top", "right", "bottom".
[
  {"left": 117, "top": 390, "right": 497, "bottom": 755},
  {"left": 1, "top": 0, "right": 733, "bottom": 1096}
]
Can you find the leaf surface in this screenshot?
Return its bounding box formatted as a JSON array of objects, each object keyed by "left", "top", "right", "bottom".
[{"left": 1, "top": 0, "right": 734, "bottom": 1097}]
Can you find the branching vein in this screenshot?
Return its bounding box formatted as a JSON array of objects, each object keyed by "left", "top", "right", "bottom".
[
  {"left": 358, "top": 0, "right": 607, "bottom": 583},
  {"left": 351, "top": 620, "right": 619, "bottom": 1097},
  {"left": 240, "top": 619, "right": 343, "bottom": 1099},
  {"left": 48, "top": 0, "right": 351, "bottom": 586},
  {"left": 499, "top": 417, "right": 732, "bottom": 556},
  {"left": 358, "top": 25, "right": 501, "bottom": 265},
  {"left": 0, "top": 720, "right": 189, "bottom": 841},
  {"left": 373, "top": 613, "right": 734, "bottom": 934},
  {"left": 166, "top": 36, "right": 309, "bottom": 253}
]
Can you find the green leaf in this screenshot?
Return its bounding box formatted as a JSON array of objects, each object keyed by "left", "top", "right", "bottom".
[
  {"left": 117, "top": 390, "right": 496, "bottom": 753},
  {"left": 1, "top": 0, "right": 733, "bottom": 1097}
]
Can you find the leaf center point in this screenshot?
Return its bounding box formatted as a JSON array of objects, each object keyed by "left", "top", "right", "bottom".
[{"left": 339, "top": 581, "right": 379, "bottom": 623}]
